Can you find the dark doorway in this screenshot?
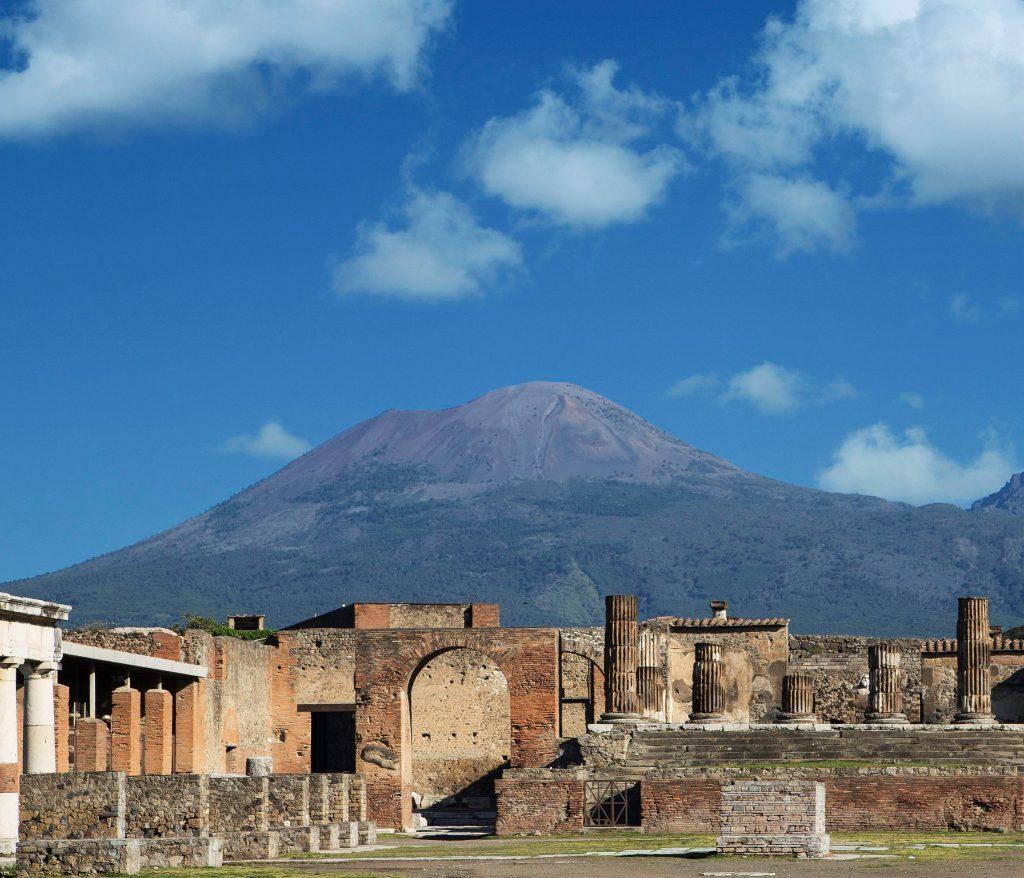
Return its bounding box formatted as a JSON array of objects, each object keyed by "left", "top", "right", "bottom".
[{"left": 311, "top": 710, "right": 355, "bottom": 773}]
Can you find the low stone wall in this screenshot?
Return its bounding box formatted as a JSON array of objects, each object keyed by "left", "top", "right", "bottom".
[
  {"left": 716, "top": 779, "right": 829, "bottom": 858},
  {"left": 16, "top": 837, "right": 221, "bottom": 875},
  {"left": 267, "top": 774, "right": 309, "bottom": 827},
  {"left": 641, "top": 778, "right": 719, "bottom": 832},
  {"left": 125, "top": 774, "right": 208, "bottom": 838},
  {"left": 20, "top": 772, "right": 124, "bottom": 840},
  {"left": 208, "top": 776, "right": 267, "bottom": 834}
]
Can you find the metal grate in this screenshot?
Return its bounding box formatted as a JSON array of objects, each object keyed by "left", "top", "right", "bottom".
[{"left": 584, "top": 780, "right": 640, "bottom": 827}]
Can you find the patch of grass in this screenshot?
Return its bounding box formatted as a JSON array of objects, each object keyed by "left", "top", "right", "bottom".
[{"left": 139, "top": 870, "right": 390, "bottom": 878}]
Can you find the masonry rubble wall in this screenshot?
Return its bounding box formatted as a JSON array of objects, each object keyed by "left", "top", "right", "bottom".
[
  {"left": 20, "top": 772, "right": 125, "bottom": 841},
  {"left": 789, "top": 636, "right": 923, "bottom": 723},
  {"left": 124, "top": 775, "right": 208, "bottom": 839},
  {"left": 15, "top": 837, "right": 222, "bottom": 875}
]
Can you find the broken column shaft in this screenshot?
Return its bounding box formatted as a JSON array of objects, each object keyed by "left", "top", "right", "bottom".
[
  {"left": 866, "top": 643, "right": 908, "bottom": 725},
  {"left": 779, "top": 673, "right": 817, "bottom": 724},
  {"left": 690, "top": 642, "right": 726, "bottom": 723},
  {"left": 955, "top": 596, "right": 995, "bottom": 725},
  {"left": 600, "top": 594, "right": 640, "bottom": 723},
  {"left": 637, "top": 630, "right": 664, "bottom": 717}
]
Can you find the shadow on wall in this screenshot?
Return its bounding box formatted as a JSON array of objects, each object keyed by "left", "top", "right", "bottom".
[{"left": 993, "top": 670, "right": 1024, "bottom": 723}]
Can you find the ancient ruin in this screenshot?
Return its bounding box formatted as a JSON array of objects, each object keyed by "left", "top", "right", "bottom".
[{"left": 3, "top": 588, "right": 1024, "bottom": 871}]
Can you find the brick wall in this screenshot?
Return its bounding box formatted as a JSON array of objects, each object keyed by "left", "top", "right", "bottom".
[
  {"left": 354, "top": 627, "right": 560, "bottom": 830},
  {"left": 717, "top": 779, "right": 828, "bottom": 857},
  {"left": 641, "top": 778, "right": 719, "bottom": 832},
  {"left": 495, "top": 777, "right": 585, "bottom": 834}
]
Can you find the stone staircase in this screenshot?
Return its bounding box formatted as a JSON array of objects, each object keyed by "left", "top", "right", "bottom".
[{"left": 624, "top": 728, "right": 1024, "bottom": 770}]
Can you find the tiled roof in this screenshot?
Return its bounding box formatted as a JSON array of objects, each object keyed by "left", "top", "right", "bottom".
[
  {"left": 921, "top": 637, "right": 1024, "bottom": 653},
  {"left": 647, "top": 616, "right": 788, "bottom": 629}
]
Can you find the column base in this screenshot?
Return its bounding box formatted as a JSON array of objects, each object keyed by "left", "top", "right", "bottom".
[
  {"left": 689, "top": 712, "right": 727, "bottom": 723},
  {"left": 778, "top": 713, "right": 818, "bottom": 725},
  {"left": 864, "top": 712, "right": 910, "bottom": 725},
  {"left": 953, "top": 712, "right": 996, "bottom": 726},
  {"left": 598, "top": 712, "right": 641, "bottom": 725}
]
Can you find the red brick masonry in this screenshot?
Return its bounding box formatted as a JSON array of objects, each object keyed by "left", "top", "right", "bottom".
[{"left": 497, "top": 775, "right": 1024, "bottom": 834}]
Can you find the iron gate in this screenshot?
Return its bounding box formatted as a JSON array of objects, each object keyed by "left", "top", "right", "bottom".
[{"left": 583, "top": 780, "right": 640, "bottom": 827}]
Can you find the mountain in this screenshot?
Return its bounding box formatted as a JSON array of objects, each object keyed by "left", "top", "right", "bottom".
[
  {"left": 9, "top": 382, "right": 1024, "bottom": 635},
  {"left": 972, "top": 473, "right": 1024, "bottom": 515}
]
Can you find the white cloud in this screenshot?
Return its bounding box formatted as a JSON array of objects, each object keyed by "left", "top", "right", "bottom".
[
  {"left": 722, "top": 362, "right": 803, "bottom": 414},
  {"left": 724, "top": 174, "right": 856, "bottom": 257},
  {"left": 818, "top": 423, "right": 1016, "bottom": 506},
  {"left": 666, "top": 373, "right": 720, "bottom": 399},
  {"left": 220, "top": 421, "right": 311, "bottom": 460},
  {"left": 717, "top": 362, "right": 858, "bottom": 414},
  {"left": 0, "top": 0, "right": 452, "bottom": 136},
  {"left": 688, "top": 0, "right": 1024, "bottom": 243},
  {"left": 900, "top": 392, "right": 926, "bottom": 410},
  {"left": 949, "top": 293, "right": 982, "bottom": 322},
  {"left": 464, "top": 60, "right": 682, "bottom": 228},
  {"left": 333, "top": 188, "right": 521, "bottom": 301}
]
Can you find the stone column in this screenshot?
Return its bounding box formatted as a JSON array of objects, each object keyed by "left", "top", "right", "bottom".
[
  {"left": 955, "top": 596, "right": 995, "bottom": 725},
  {"left": 600, "top": 594, "right": 640, "bottom": 723},
  {"left": 0, "top": 657, "right": 22, "bottom": 855},
  {"left": 865, "top": 643, "right": 908, "bottom": 725},
  {"left": 637, "top": 630, "right": 664, "bottom": 717},
  {"left": 111, "top": 685, "right": 142, "bottom": 775},
  {"left": 690, "top": 642, "right": 726, "bottom": 723},
  {"left": 779, "top": 673, "right": 817, "bottom": 724},
  {"left": 24, "top": 661, "right": 57, "bottom": 774},
  {"left": 144, "top": 688, "right": 173, "bottom": 775}
]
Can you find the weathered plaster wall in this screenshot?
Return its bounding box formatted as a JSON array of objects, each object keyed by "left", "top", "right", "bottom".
[
  {"left": 921, "top": 650, "right": 1024, "bottom": 723},
  {"left": 276, "top": 630, "right": 357, "bottom": 706}
]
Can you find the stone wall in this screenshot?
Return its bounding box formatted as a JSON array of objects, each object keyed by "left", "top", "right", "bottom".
[
  {"left": 16, "top": 837, "right": 222, "bottom": 875},
  {"left": 64, "top": 629, "right": 182, "bottom": 661},
  {"left": 409, "top": 648, "right": 511, "bottom": 804},
  {"left": 666, "top": 623, "right": 788, "bottom": 723},
  {"left": 641, "top": 778, "right": 719, "bottom": 832},
  {"left": 207, "top": 776, "right": 267, "bottom": 835},
  {"left": 278, "top": 630, "right": 357, "bottom": 706},
  {"left": 267, "top": 775, "right": 309, "bottom": 827},
  {"left": 124, "top": 775, "right": 207, "bottom": 839},
  {"left": 20, "top": 772, "right": 124, "bottom": 840},
  {"left": 789, "top": 635, "right": 923, "bottom": 723},
  {"left": 716, "top": 779, "right": 828, "bottom": 857},
  {"left": 921, "top": 650, "right": 1024, "bottom": 723}
]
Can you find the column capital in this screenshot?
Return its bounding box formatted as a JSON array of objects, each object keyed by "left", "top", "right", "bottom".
[
  {"left": 0, "top": 656, "right": 22, "bottom": 670},
  {"left": 28, "top": 660, "right": 58, "bottom": 677}
]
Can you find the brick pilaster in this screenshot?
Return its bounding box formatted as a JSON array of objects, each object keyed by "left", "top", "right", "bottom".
[
  {"left": 174, "top": 680, "right": 206, "bottom": 774},
  {"left": 110, "top": 686, "right": 141, "bottom": 775},
  {"left": 75, "top": 718, "right": 109, "bottom": 771},
  {"left": 143, "top": 689, "right": 173, "bottom": 775}
]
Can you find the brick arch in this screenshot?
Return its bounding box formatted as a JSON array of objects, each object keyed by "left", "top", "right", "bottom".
[{"left": 354, "top": 628, "right": 560, "bottom": 830}]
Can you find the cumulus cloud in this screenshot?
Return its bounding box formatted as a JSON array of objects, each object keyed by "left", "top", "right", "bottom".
[
  {"left": 818, "top": 423, "right": 1016, "bottom": 506},
  {"left": 220, "top": 421, "right": 311, "bottom": 460},
  {"left": 0, "top": 0, "right": 452, "bottom": 136},
  {"left": 716, "top": 362, "right": 858, "bottom": 414},
  {"left": 724, "top": 174, "right": 856, "bottom": 257},
  {"left": 687, "top": 0, "right": 1024, "bottom": 248},
  {"left": 464, "top": 60, "right": 682, "bottom": 228},
  {"left": 333, "top": 188, "right": 521, "bottom": 301},
  {"left": 666, "top": 373, "right": 720, "bottom": 399}
]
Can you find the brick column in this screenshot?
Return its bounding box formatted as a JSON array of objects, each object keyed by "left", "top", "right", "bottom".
[
  {"left": 865, "top": 643, "right": 908, "bottom": 725},
  {"left": 637, "top": 630, "right": 664, "bottom": 717},
  {"left": 174, "top": 680, "right": 207, "bottom": 774},
  {"left": 600, "top": 594, "right": 640, "bottom": 723},
  {"left": 111, "top": 686, "right": 142, "bottom": 775},
  {"left": 144, "top": 689, "right": 173, "bottom": 775},
  {"left": 0, "top": 657, "right": 21, "bottom": 855},
  {"left": 75, "top": 718, "right": 109, "bottom": 771},
  {"left": 24, "top": 661, "right": 57, "bottom": 774},
  {"left": 955, "top": 596, "right": 995, "bottom": 725},
  {"left": 690, "top": 642, "right": 726, "bottom": 723},
  {"left": 779, "top": 673, "right": 817, "bottom": 724},
  {"left": 54, "top": 683, "right": 70, "bottom": 773}
]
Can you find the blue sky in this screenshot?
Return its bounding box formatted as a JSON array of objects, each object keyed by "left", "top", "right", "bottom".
[{"left": 3, "top": 0, "right": 1024, "bottom": 582}]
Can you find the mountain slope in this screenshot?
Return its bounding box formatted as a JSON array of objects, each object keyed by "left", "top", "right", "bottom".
[
  {"left": 972, "top": 473, "right": 1024, "bottom": 514},
  {"left": 9, "top": 382, "right": 1024, "bottom": 635}
]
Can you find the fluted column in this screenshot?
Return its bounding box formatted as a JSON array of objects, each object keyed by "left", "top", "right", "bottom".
[
  {"left": 0, "top": 657, "right": 21, "bottom": 855},
  {"left": 690, "top": 642, "right": 726, "bottom": 723},
  {"left": 866, "top": 643, "right": 908, "bottom": 725},
  {"left": 955, "top": 596, "right": 995, "bottom": 724},
  {"left": 637, "top": 630, "right": 664, "bottom": 718},
  {"left": 779, "top": 673, "right": 817, "bottom": 724},
  {"left": 24, "top": 661, "right": 57, "bottom": 774},
  {"left": 600, "top": 594, "right": 640, "bottom": 723}
]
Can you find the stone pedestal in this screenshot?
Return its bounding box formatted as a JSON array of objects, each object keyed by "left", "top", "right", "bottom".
[
  {"left": 865, "top": 643, "right": 908, "bottom": 725},
  {"left": 0, "top": 657, "right": 21, "bottom": 856},
  {"left": 717, "top": 780, "right": 830, "bottom": 858},
  {"left": 689, "top": 642, "right": 726, "bottom": 723},
  {"left": 600, "top": 594, "right": 640, "bottom": 724},
  {"left": 25, "top": 661, "right": 57, "bottom": 775},
  {"left": 779, "top": 673, "right": 817, "bottom": 724},
  {"left": 955, "top": 596, "right": 995, "bottom": 725}
]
